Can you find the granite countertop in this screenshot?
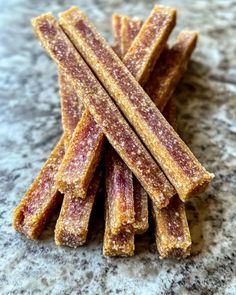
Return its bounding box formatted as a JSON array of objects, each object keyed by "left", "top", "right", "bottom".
[{"left": 0, "top": 0, "right": 236, "bottom": 294}]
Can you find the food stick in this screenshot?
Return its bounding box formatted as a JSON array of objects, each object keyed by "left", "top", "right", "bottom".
[
  {"left": 120, "top": 16, "right": 143, "bottom": 57},
  {"left": 56, "top": 5, "right": 176, "bottom": 202},
  {"left": 103, "top": 200, "right": 135, "bottom": 257},
  {"left": 162, "top": 95, "right": 177, "bottom": 130},
  {"left": 56, "top": 72, "right": 102, "bottom": 247},
  {"left": 120, "top": 15, "right": 149, "bottom": 234},
  {"left": 132, "top": 178, "right": 149, "bottom": 234},
  {"left": 153, "top": 94, "right": 191, "bottom": 258},
  {"left": 55, "top": 169, "right": 102, "bottom": 247},
  {"left": 105, "top": 147, "right": 135, "bottom": 235},
  {"left": 13, "top": 136, "right": 65, "bottom": 239},
  {"left": 59, "top": 71, "right": 85, "bottom": 147},
  {"left": 32, "top": 13, "right": 175, "bottom": 208},
  {"left": 122, "top": 5, "right": 176, "bottom": 85},
  {"left": 152, "top": 194, "right": 191, "bottom": 258},
  {"left": 59, "top": 6, "right": 214, "bottom": 201},
  {"left": 144, "top": 31, "right": 199, "bottom": 112},
  {"left": 112, "top": 14, "right": 123, "bottom": 57},
  {"left": 56, "top": 110, "right": 105, "bottom": 198}
]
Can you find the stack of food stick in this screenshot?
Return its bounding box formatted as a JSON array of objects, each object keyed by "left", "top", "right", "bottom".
[{"left": 13, "top": 5, "right": 214, "bottom": 258}]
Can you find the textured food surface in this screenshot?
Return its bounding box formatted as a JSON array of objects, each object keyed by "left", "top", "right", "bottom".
[
  {"left": 144, "top": 31, "right": 198, "bottom": 112},
  {"left": 59, "top": 71, "right": 85, "bottom": 147},
  {"left": 132, "top": 178, "right": 149, "bottom": 234},
  {"left": 103, "top": 200, "right": 135, "bottom": 257},
  {"left": 2, "top": 0, "right": 235, "bottom": 294},
  {"left": 59, "top": 7, "right": 214, "bottom": 201},
  {"left": 120, "top": 16, "right": 143, "bottom": 56},
  {"left": 32, "top": 13, "right": 175, "bottom": 208},
  {"left": 112, "top": 14, "right": 123, "bottom": 57},
  {"left": 56, "top": 110, "right": 105, "bottom": 197},
  {"left": 123, "top": 5, "right": 176, "bottom": 85},
  {"left": 152, "top": 195, "right": 191, "bottom": 258},
  {"left": 55, "top": 169, "right": 102, "bottom": 247},
  {"left": 12, "top": 136, "right": 65, "bottom": 239},
  {"left": 105, "top": 147, "right": 135, "bottom": 235}
]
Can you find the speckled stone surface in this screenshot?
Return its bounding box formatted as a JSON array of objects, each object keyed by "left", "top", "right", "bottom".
[{"left": 0, "top": 0, "right": 236, "bottom": 294}]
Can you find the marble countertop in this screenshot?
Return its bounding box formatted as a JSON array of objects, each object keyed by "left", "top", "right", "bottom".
[{"left": 0, "top": 0, "right": 236, "bottom": 294}]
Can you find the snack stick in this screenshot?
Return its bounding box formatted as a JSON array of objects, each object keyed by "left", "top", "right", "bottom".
[
  {"left": 162, "top": 95, "right": 177, "bottom": 130},
  {"left": 145, "top": 31, "right": 198, "bottom": 112},
  {"left": 59, "top": 7, "right": 214, "bottom": 201},
  {"left": 56, "top": 69, "right": 102, "bottom": 247},
  {"left": 56, "top": 110, "right": 105, "bottom": 198},
  {"left": 123, "top": 5, "right": 176, "bottom": 86},
  {"left": 120, "top": 16, "right": 149, "bottom": 234},
  {"left": 112, "top": 14, "right": 123, "bottom": 57},
  {"left": 132, "top": 178, "right": 149, "bottom": 234},
  {"left": 56, "top": 5, "right": 175, "bottom": 201},
  {"left": 103, "top": 199, "right": 135, "bottom": 257},
  {"left": 153, "top": 95, "right": 191, "bottom": 258},
  {"left": 104, "top": 16, "right": 143, "bottom": 237},
  {"left": 152, "top": 195, "right": 191, "bottom": 258},
  {"left": 32, "top": 13, "right": 175, "bottom": 208},
  {"left": 105, "top": 147, "right": 135, "bottom": 235},
  {"left": 55, "top": 168, "right": 102, "bottom": 247},
  {"left": 59, "top": 71, "right": 85, "bottom": 147},
  {"left": 13, "top": 136, "right": 65, "bottom": 239},
  {"left": 103, "top": 16, "right": 140, "bottom": 249},
  {"left": 120, "top": 16, "right": 143, "bottom": 57}
]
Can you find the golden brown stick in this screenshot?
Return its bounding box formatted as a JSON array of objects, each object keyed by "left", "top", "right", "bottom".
[
  {"left": 153, "top": 93, "right": 191, "bottom": 258},
  {"left": 119, "top": 16, "right": 149, "bottom": 234},
  {"left": 122, "top": 5, "right": 176, "bottom": 86},
  {"left": 103, "top": 19, "right": 136, "bottom": 254},
  {"left": 105, "top": 147, "right": 135, "bottom": 235},
  {"left": 33, "top": 13, "right": 175, "bottom": 207},
  {"left": 56, "top": 73, "right": 102, "bottom": 247},
  {"left": 13, "top": 136, "right": 65, "bottom": 239},
  {"left": 103, "top": 200, "right": 135, "bottom": 257},
  {"left": 56, "top": 5, "right": 176, "bottom": 204},
  {"left": 144, "top": 31, "right": 199, "bottom": 112},
  {"left": 56, "top": 110, "right": 105, "bottom": 198},
  {"left": 132, "top": 178, "right": 149, "bottom": 234},
  {"left": 55, "top": 169, "right": 102, "bottom": 247},
  {"left": 120, "top": 16, "right": 143, "bottom": 57},
  {"left": 162, "top": 95, "right": 177, "bottom": 130},
  {"left": 112, "top": 14, "right": 123, "bottom": 57},
  {"left": 152, "top": 195, "right": 191, "bottom": 258},
  {"left": 59, "top": 72, "right": 85, "bottom": 147},
  {"left": 59, "top": 6, "right": 214, "bottom": 201},
  {"left": 104, "top": 16, "right": 145, "bottom": 240}
]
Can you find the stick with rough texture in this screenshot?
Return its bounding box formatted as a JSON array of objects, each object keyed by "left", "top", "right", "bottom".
[
  {"left": 55, "top": 169, "right": 102, "bottom": 247},
  {"left": 152, "top": 94, "right": 191, "bottom": 258},
  {"left": 144, "top": 31, "right": 199, "bottom": 112},
  {"left": 112, "top": 14, "right": 123, "bottom": 57},
  {"left": 105, "top": 147, "right": 135, "bottom": 235},
  {"left": 119, "top": 16, "right": 149, "bottom": 234},
  {"left": 103, "top": 200, "right": 135, "bottom": 257},
  {"left": 56, "top": 5, "right": 176, "bottom": 202},
  {"left": 13, "top": 136, "right": 65, "bottom": 239},
  {"left": 122, "top": 5, "right": 176, "bottom": 86},
  {"left": 120, "top": 16, "right": 143, "bottom": 57},
  {"left": 32, "top": 13, "right": 175, "bottom": 208},
  {"left": 152, "top": 195, "right": 191, "bottom": 258},
  {"left": 132, "top": 178, "right": 149, "bottom": 234},
  {"left": 59, "top": 6, "right": 214, "bottom": 201},
  {"left": 56, "top": 110, "right": 105, "bottom": 198},
  {"left": 56, "top": 72, "right": 102, "bottom": 247},
  {"left": 59, "top": 72, "right": 85, "bottom": 147},
  {"left": 162, "top": 95, "right": 177, "bottom": 130}
]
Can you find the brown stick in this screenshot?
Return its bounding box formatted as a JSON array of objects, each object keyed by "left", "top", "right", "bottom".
[{"left": 59, "top": 6, "right": 213, "bottom": 201}]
